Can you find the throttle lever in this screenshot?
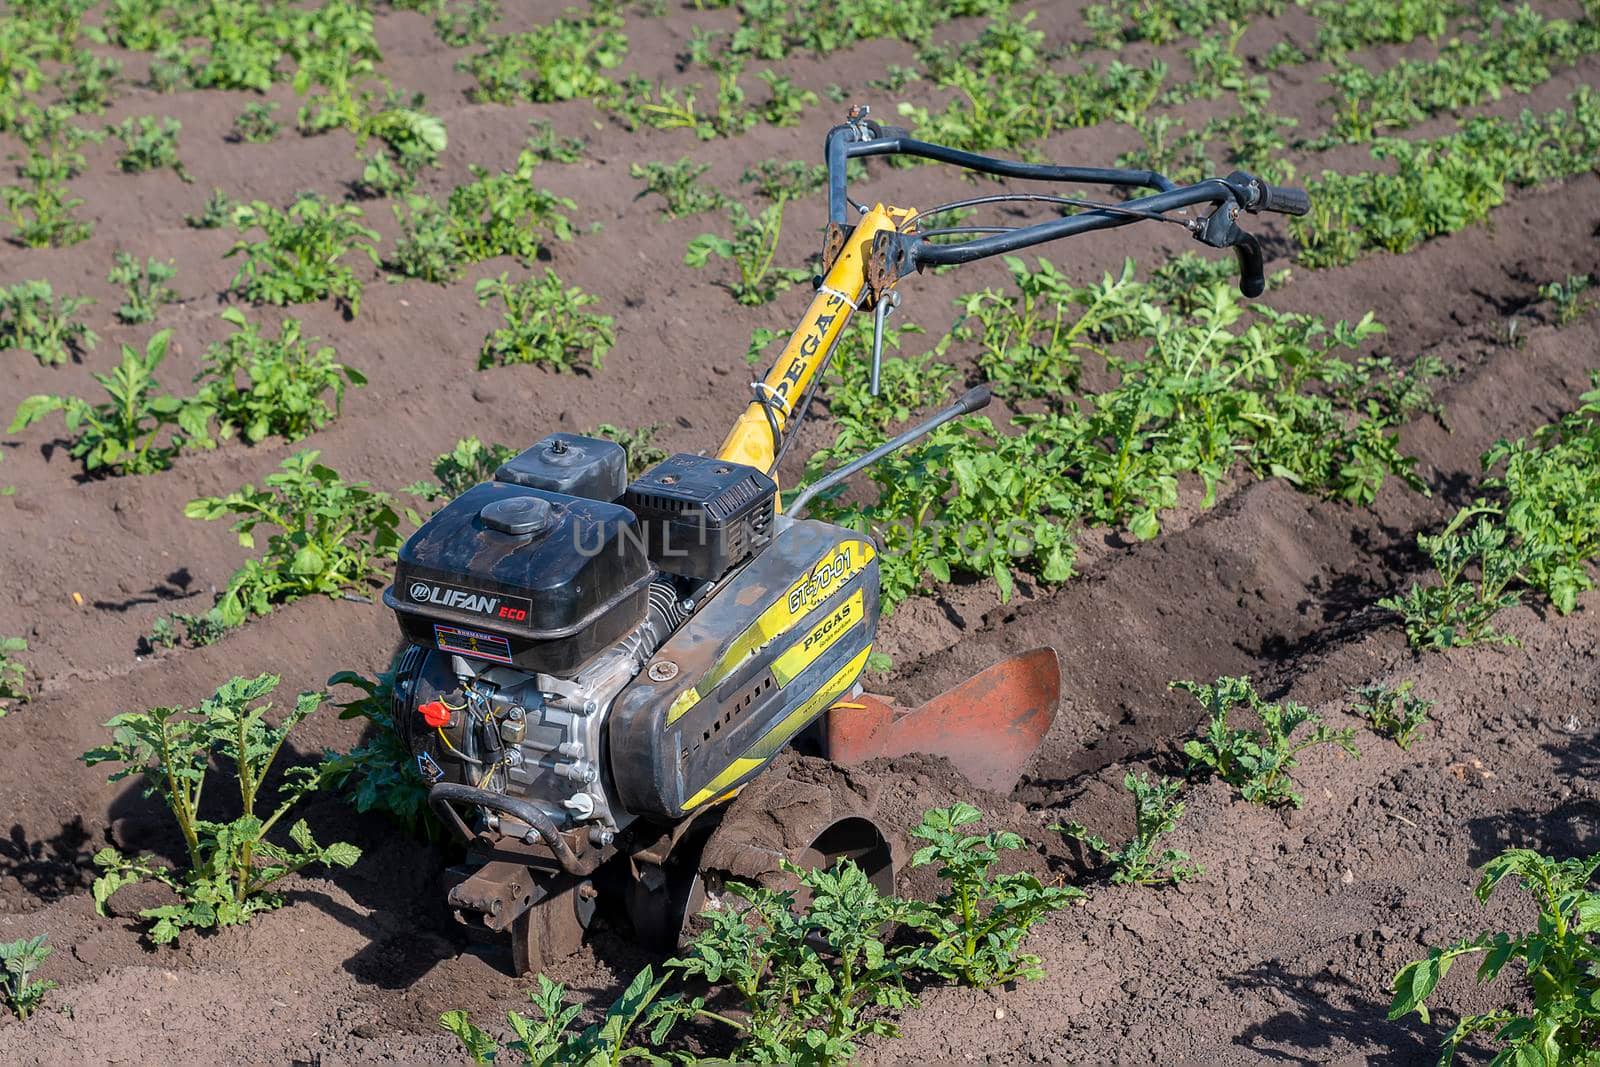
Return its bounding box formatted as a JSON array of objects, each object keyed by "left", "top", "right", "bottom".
[
  {"left": 1232, "top": 233, "right": 1266, "bottom": 298},
  {"left": 1195, "top": 202, "right": 1265, "bottom": 298}
]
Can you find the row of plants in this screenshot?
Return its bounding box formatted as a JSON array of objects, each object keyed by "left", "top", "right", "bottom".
[
  {"left": 1293, "top": 89, "right": 1600, "bottom": 268},
  {"left": 1385, "top": 362, "right": 1600, "bottom": 650},
  {"left": 10, "top": 316, "right": 362, "bottom": 475},
  {"left": 798, "top": 258, "right": 1442, "bottom": 607},
  {"left": 1316, "top": 2, "right": 1600, "bottom": 144}
]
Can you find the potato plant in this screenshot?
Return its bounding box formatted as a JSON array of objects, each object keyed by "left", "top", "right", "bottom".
[
  {"left": 1177, "top": 676, "right": 1359, "bottom": 808},
  {"left": 320, "top": 668, "right": 437, "bottom": 840},
  {"left": 185, "top": 450, "right": 403, "bottom": 626},
  {"left": 147, "top": 610, "right": 232, "bottom": 651},
  {"left": 899, "top": 15, "right": 1167, "bottom": 154},
  {"left": 1059, "top": 773, "right": 1201, "bottom": 886},
  {"left": 55, "top": 52, "right": 122, "bottom": 113},
  {"left": 355, "top": 104, "right": 447, "bottom": 198},
  {"left": 444, "top": 803, "right": 1073, "bottom": 1064},
  {"left": 83, "top": 674, "right": 360, "bottom": 945},
  {"left": 434, "top": 0, "right": 501, "bottom": 48},
  {"left": 630, "top": 158, "right": 724, "bottom": 219},
  {"left": 668, "top": 860, "right": 919, "bottom": 1062},
  {"left": 186, "top": 187, "right": 246, "bottom": 230},
  {"left": 812, "top": 266, "right": 1438, "bottom": 606},
  {"left": 9, "top": 330, "right": 214, "bottom": 475},
  {"left": 903, "top": 803, "right": 1083, "bottom": 987},
  {"left": 107, "top": 252, "right": 178, "bottom": 325},
  {"left": 1389, "top": 847, "right": 1600, "bottom": 1062},
  {"left": 475, "top": 270, "right": 614, "bottom": 373},
  {"left": 193, "top": 308, "right": 365, "bottom": 444},
  {"left": 1318, "top": 5, "right": 1600, "bottom": 144},
  {"left": 1484, "top": 374, "right": 1600, "bottom": 614},
  {"left": 1540, "top": 274, "right": 1596, "bottom": 326},
  {"left": 524, "top": 118, "right": 585, "bottom": 163},
  {"left": 1381, "top": 506, "right": 1536, "bottom": 651},
  {"left": 592, "top": 423, "right": 669, "bottom": 479},
  {"left": 1349, "top": 681, "right": 1433, "bottom": 750},
  {"left": 404, "top": 435, "right": 518, "bottom": 508},
  {"left": 227, "top": 194, "right": 380, "bottom": 315},
  {"left": 390, "top": 152, "right": 575, "bottom": 281},
  {"left": 230, "top": 101, "right": 281, "bottom": 143},
  {"left": 0, "top": 636, "right": 28, "bottom": 715},
  {"left": 685, "top": 198, "right": 811, "bottom": 306},
  {"left": 1082, "top": 0, "right": 1285, "bottom": 48},
  {"left": 0, "top": 279, "right": 96, "bottom": 365},
  {"left": 613, "top": 59, "right": 758, "bottom": 142},
  {"left": 110, "top": 114, "right": 190, "bottom": 181},
  {"left": 444, "top": 967, "right": 678, "bottom": 1066},
  {"left": 3, "top": 105, "right": 96, "bottom": 247},
  {"left": 0, "top": 934, "right": 55, "bottom": 1020},
  {"left": 1294, "top": 90, "right": 1600, "bottom": 268},
  {"left": 457, "top": 8, "right": 625, "bottom": 103}
]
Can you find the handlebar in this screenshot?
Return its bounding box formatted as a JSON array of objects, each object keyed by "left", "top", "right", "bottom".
[{"left": 823, "top": 109, "right": 1309, "bottom": 299}]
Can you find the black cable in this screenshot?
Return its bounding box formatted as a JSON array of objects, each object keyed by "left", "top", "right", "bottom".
[
  {"left": 915, "top": 225, "right": 1021, "bottom": 239},
  {"left": 769, "top": 325, "right": 847, "bottom": 477},
  {"left": 910, "top": 192, "right": 1195, "bottom": 232},
  {"left": 752, "top": 382, "right": 782, "bottom": 468}
]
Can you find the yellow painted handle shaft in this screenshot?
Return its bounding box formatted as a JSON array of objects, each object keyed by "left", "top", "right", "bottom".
[{"left": 715, "top": 205, "right": 904, "bottom": 478}]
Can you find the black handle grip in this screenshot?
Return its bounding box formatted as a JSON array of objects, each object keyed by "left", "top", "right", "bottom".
[
  {"left": 1234, "top": 234, "right": 1265, "bottom": 298},
  {"left": 1259, "top": 182, "right": 1311, "bottom": 216},
  {"left": 953, "top": 383, "right": 993, "bottom": 415}
]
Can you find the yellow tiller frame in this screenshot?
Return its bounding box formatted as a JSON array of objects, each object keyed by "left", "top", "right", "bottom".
[{"left": 714, "top": 204, "right": 913, "bottom": 482}]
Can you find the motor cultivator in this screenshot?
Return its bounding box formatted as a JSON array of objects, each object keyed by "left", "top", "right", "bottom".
[{"left": 380, "top": 106, "right": 1311, "bottom": 972}]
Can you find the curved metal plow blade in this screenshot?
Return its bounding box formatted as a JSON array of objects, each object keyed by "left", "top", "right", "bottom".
[{"left": 824, "top": 647, "right": 1060, "bottom": 794}]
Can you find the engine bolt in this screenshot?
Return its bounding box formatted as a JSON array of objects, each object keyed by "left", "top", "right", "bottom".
[{"left": 648, "top": 661, "right": 679, "bottom": 682}]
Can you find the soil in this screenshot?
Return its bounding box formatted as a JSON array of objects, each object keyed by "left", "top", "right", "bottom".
[{"left": 2, "top": 1, "right": 1598, "bottom": 1064}]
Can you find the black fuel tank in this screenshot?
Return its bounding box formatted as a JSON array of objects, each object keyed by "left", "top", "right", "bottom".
[{"left": 384, "top": 481, "right": 652, "bottom": 674}]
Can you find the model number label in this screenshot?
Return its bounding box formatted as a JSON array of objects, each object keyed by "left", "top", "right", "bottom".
[{"left": 787, "top": 542, "right": 870, "bottom": 616}]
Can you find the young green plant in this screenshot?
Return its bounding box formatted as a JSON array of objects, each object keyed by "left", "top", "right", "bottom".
[
  {"left": 0, "top": 935, "right": 56, "bottom": 1020},
  {"left": 903, "top": 803, "right": 1083, "bottom": 986},
  {"left": 1388, "top": 847, "right": 1600, "bottom": 1063},
  {"left": 110, "top": 114, "right": 190, "bottom": 181},
  {"left": 0, "top": 636, "right": 27, "bottom": 714},
  {"left": 685, "top": 197, "right": 810, "bottom": 306},
  {"left": 226, "top": 194, "right": 380, "bottom": 314},
  {"left": 1177, "top": 676, "right": 1359, "bottom": 808},
  {"left": 184, "top": 450, "right": 402, "bottom": 625},
  {"left": 9, "top": 330, "right": 213, "bottom": 475},
  {"left": 475, "top": 270, "right": 613, "bottom": 373},
  {"left": 1058, "top": 772, "right": 1201, "bottom": 886},
  {"left": 83, "top": 674, "right": 360, "bottom": 944},
  {"left": 1349, "top": 680, "right": 1432, "bottom": 750},
  {"left": 404, "top": 436, "right": 517, "bottom": 509},
  {"left": 193, "top": 309, "right": 365, "bottom": 443},
  {"left": 443, "top": 966, "right": 678, "bottom": 1066},
  {"left": 0, "top": 279, "right": 96, "bottom": 365},
  {"left": 107, "top": 251, "right": 178, "bottom": 325}
]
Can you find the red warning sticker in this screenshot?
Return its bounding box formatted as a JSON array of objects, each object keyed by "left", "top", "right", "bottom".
[{"left": 434, "top": 624, "right": 514, "bottom": 665}]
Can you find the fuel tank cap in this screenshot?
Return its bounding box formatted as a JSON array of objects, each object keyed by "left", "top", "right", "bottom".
[{"left": 480, "top": 495, "right": 554, "bottom": 536}]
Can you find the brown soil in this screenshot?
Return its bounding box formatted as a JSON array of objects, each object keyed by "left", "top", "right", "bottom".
[{"left": 2, "top": 2, "right": 1598, "bottom": 1064}]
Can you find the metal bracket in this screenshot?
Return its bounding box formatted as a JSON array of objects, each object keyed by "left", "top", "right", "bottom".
[
  {"left": 869, "top": 289, "right": 901, "bottom": 397},
  {"left": 866, "top": 230, "right": 917, "bottom": 305},
  {"left": 821, "top": 221, "right": 848, "bottom": 274}
]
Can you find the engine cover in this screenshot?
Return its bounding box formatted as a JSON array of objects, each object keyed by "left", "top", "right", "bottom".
[
  {"left": 385, "top": 481, "right": 654, "bottom": 675},
  {"left": 607, "top": 516, "right": 879, "bottom": 818}
]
